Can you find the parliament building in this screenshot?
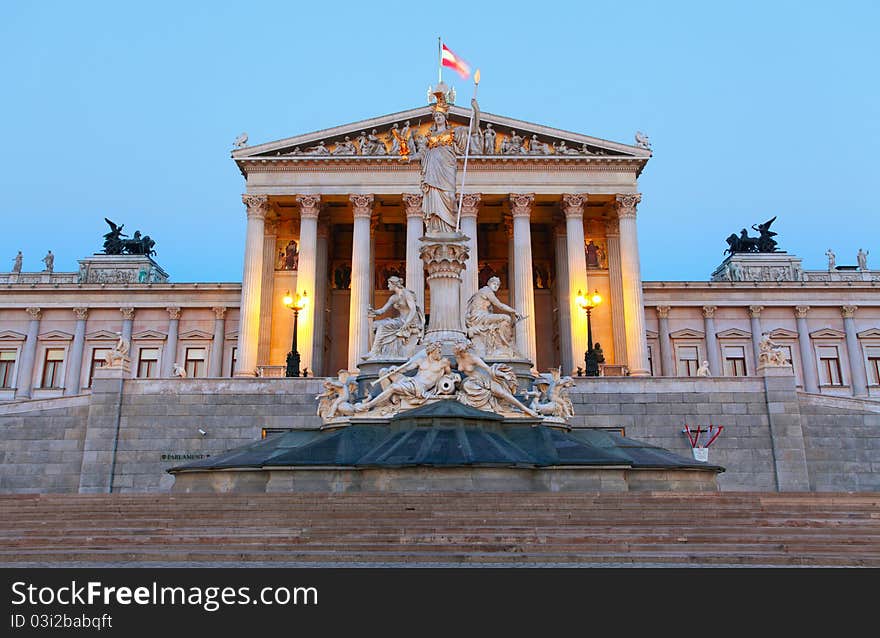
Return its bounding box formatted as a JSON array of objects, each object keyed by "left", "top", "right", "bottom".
[{"left": 1, "top": 98, "right": 878, "bottom": 494}]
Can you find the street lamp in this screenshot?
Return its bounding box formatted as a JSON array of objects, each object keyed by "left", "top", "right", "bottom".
[
  {"left": 575, "top": 289, "right": 602, "bottom": 377},
  {"left": 283, "top": 290, "right": 308, "bottom": 377}
]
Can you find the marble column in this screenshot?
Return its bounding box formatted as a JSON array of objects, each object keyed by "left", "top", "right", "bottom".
[
  {"left": 605, "top": 218, "right": 627, "bottom": 366},
  {"left": 510, "top": 194, "right": 537, "bottom": 364},
  {"left": 348, "top": 194, "right": 374, "bottom": 370},
  {"left": 562, "top": 194, "right": 589, "bottom": 375},
  {"left": 402, "top": 194, "right": 425, "bottom": 311},
  {"left": 295, "top": 195, "right": 321, "bottom": 376},
  {"left": 120, "top": 307, "right": 135, "bottom": 344},
  {"left": 749, "top": 305, "right": 763, "bottom": 368},
  {"left": 312, "top": 220, "right": 329, "bottom": 376},
  {"left": 161, "top": 307, "right": 181, "bottom": 377},
  {"left": 236, "top": 194, "right": 268, "bottom": 376},
  {"left": 504, "top": 214, "right": 515, "bottom": 308},
  {"left": 257, "top": 217, "right": 277, "bottom": 366},
  {"left": 842, "top": 306, "right": 868, "bottom": 397},
  {"left": 553, "top": 222, "right": 573, "bottom": 375},
  {"left": 209, "top": 306, "right": 226, "bottom": 377},
  {"left": 656, "top": 305, "right": 674, "bottom": 376},
  {"left": 459, "top": 193, "right": 481, "bottom": 313},
  {"left": 369, "top": 215, "right": 379, "bottom": 309},
  {"left": 16, "top": 307, "right": 41, "bottom": 398},
  {"left": 64, "top": 307, "right": 88, "bottom": 395},
  {"left": 702, "top": 305, "right": 720, "bottom": 375},
  {"left": 615, "top": 194, "right": 650, "bottom": 376},
  {"left": 795, "top": 306, "right": 820, "bottom": 393}
]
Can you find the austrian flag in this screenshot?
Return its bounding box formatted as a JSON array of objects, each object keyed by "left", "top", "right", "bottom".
[{"left": 441, "top": 44, "right": 471, "bottom": 80}]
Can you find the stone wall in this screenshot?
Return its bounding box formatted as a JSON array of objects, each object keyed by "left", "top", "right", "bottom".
[
  {"left": 0, "top": 396, "right": 89, "bottom": 492},
  {"left": 1, "top": 373, "right": 877, "bottom": 493},
  {"left": 112, "top": 377, "right": 324, "bottom": 492},
  {"left": 568, "top": 377, "right": 777, "bottom": 490},
  {"left": 798, "top": 393, "right": 880, "bottom": 491}
]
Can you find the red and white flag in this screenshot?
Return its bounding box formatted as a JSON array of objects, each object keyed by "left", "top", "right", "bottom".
[{"left": 441, "top": 43, "right": 471, "bottom": 80}]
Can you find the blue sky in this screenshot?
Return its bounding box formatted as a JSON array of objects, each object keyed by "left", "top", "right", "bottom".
[{"left": 1, "top": 1, "right": 877, "bottom": 282}]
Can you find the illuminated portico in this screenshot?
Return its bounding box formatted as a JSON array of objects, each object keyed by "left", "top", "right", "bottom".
[{"left": 231, "top": 104, "right": 652, "bottom": 378}]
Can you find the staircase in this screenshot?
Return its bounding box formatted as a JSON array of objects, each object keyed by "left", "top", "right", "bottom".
[{"left": 1, "top": 493, "right": 878, "bottom": 566}]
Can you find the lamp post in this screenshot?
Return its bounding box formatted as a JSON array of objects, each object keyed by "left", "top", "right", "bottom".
[
  {"left": 283, "top": 290, "right": 308, "bottom": 377},
  {"left": 576, "top": 289, "right": 602, "bottom": 377}
]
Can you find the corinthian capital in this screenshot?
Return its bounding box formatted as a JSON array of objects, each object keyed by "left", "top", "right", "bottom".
[
  {"left": 748, "top": 305, "right": 763, "bottom": 318},
  {"left": 656, "top": 305, "right": 670, "bottom": 319},
  {"left": 561, "top": 193, "right": 587, "bottom": 218},
  {"left": 615, "top": 193, "right": 642, "bottom": 219},
  {"left": 25, "top": 307, "right": 41, "bottom": 320},
  {"left": 841, "top": 305, "right": 858, "bottom": 319},
  {"left": 509, "top": 193, "right": 535, "bottom": 218},
  {"left": 166, "top": 306, "right": 181, "bottom": 320},
  {"left": 459, "top": 193, "right": 482, "bottom": 218},
  {"left": 795, "top": 305, "right": 810, "bottom": 319},
  {"left": 241, "top": 194, "right": 269, "bottom": 219},
  {"left": 120, "top": 307, "right": 135, "bottom": 320},
  {"left": 402, "top": 193, "right": 423, "bottom": 218},
  {"left": 702, "top": 305, "right": 717, "bottom": 319},
  {"left": 212, "top": 306, "right": 227, "bottom": 320},
  {"left": 296, "top": 194, "right": 321, "bottom": 219},
  {"left": 73, "top": 307, "right": 89, "bottom": 321},
  {"left": 349, "top": 194, "right": 375, "bottom": 219}
]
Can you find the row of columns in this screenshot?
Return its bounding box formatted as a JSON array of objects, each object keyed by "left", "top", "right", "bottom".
[
  {"left": 13, "top": 306, "right": 228, "bottom": 398},
  {"left": 236, "top": 191, "right": 650, "bottom": 376},
  {"left": 656, "top": 304, "right": 870, "bottom": 397}
]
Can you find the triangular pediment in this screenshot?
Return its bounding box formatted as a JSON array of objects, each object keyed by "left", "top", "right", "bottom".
[
  {"left": 645, "top": 329, "right": 658, "bottom": 339},
  {"left": 233, "top": 105, "right": 650, "bottom": 162},
  {"left": 179, "top": 329, "right": 213, "bottom": 340},
  {"left": 132, "top": 329, "right": 167, "bottom": 340},
  {"left": 39, "top": 330, "right": 73, "bottom": 341},
  {"left": 670, "top": 328, "right": 705, "bottom": 339},
  {"left": 0, "top": 330, "right": 26, "bottom": 341},
  {"left": 716, "top": 328, "right": 752, "bottom": 339},
  {"left": 86, "top": 329, "right": 120, "bottom": 340},
  {"left": 810, "top": 328, "right": 845, "bottom": 339},
  {"left": 769, "top": 328, "right": 799, "bottom": 339},
  {"left": 858, "top": 328, "right": 880, "bottom": 339},
  {"left": 225, "top": 330, "right": 239, "bottom": 341}
]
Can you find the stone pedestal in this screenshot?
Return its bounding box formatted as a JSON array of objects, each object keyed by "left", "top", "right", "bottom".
[
  {"left": 78, "top": 254, "right": 169, "bottom": 284},
  {"left": 711, "top": 252, "right": 805, "bottom": 282},
  {"left": 420, "top": 233, "right": 469, "bottom": 349},
  {"left": 79, "top": 358, "right": 130, "bottom": 493},
  {"left": 756, "top": 362, "right": 810, "bottom": 491}
]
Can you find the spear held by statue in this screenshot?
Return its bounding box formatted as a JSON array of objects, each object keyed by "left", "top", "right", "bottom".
[{"left": 455, "top": 68, "right": 480, "bottom": 232}]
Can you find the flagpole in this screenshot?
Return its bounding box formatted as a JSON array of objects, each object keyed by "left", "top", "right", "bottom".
[
  {"left": 437, "top": 37, "right": 442, "bottom": 83},
  {"left": 456, "top": 69, "right": 480, "bottom": 232}
]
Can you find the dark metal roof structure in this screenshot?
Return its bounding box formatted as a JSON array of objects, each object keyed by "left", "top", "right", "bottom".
[{"left": 170, "top": 401, "right": 723, "bottom": 474}]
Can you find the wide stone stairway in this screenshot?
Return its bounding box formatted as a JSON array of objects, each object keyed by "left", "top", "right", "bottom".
[{"left": 0, "top": 493, "right": 878, "bottom": 566}]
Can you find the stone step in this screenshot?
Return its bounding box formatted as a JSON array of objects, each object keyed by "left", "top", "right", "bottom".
[{"left": 0, "top": 548, "right": 874, "bottom": 567}]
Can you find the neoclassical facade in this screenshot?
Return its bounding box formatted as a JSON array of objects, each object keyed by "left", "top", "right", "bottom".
[{"left": 2, "top": 101, "right": 880, "bottom": 495}]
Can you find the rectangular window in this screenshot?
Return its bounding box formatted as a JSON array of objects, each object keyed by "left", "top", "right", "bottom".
[
  {"left": 41, "top": 348, "right": 65, "bottom": 388},
  {"left": 87, "top": 348, "right": 111, "bottom": 388},
  {"left": 723, "top": 345, "right": 747, "bottom": 377},
  {"left": 229, "top": 346, "right": 238, "bottom": 377},
  {"left": 137, "top": 347, "right": 160, "bottom": 378},
  {"left": 677, "top": 346, "right": 699, "bottom": 377},
  {"left": 818, "top": 345, "right": 843, "bottom": 386},
  {"left": 646, "top": 346, "right": 655, "bottom": 376},
  {"left": 185, "top": 347, "right": 207, "bottom": 378},
  {"left": 866, "top": 346, "right": 880, "bottom": 385},
  {"left": 0, "top": 350, "right": 17, "bottom": 388}
]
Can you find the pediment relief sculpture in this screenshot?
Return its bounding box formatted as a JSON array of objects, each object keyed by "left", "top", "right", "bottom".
[{"left": 258, "top": 119, "right": 626, "bottom": 160}]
